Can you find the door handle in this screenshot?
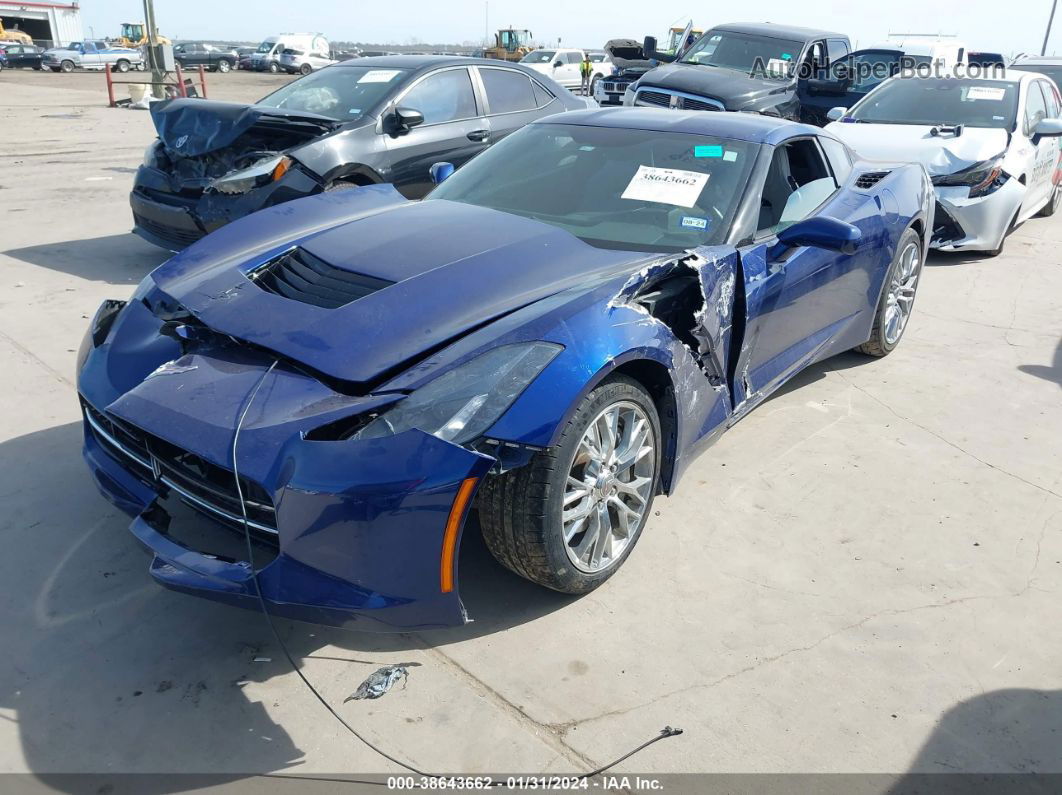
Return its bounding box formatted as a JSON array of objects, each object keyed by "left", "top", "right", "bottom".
[{"left": 467, "top": 130, "right": 490, "bottom": 142}]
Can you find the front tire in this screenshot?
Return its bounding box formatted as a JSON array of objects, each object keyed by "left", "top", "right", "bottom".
[
  {"left": 1037, "top": 182, "right": 1060, "bottom": 217},
  {"left": 268, "top": 61, "right": 280, "bottom": 73},
  {"left": 60, "top": 60, "right": 75, "bottom": 73},
  {"left": 857, "top": 227, "right": 923, "bottom": 357},
  {"left": 478, "top": 375, "right": 661, "bottom": 593}
]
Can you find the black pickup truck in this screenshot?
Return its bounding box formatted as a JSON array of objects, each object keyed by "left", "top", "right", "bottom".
[{"left": 623, "top": 22, "right": 854, "bottom": 125}]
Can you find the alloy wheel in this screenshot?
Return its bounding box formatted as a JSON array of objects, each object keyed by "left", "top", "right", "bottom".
[
  {"left": 562, "top": 400, "right": 655, "bottom": 573},
  {"left": 884, "top": 240, "right": 921, "bottom": 345}
]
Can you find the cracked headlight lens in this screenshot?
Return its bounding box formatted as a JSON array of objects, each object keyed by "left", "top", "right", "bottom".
[
  {"left": 209, "top": 155, "right": 292, "bottom": 195},
  {"left": 353, "top": 342, "right": 563, "bottom": 445}
]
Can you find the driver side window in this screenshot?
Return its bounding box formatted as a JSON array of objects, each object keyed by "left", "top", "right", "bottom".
[
  {"left": 1024, "top": 81, "right": 1049, "bottom": 136},
  {"left": 756, "top": 139, "right": 838, "bottom": 236}
]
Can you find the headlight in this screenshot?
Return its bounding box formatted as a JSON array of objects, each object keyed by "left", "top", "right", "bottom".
[
  {"left": 142, "top": 140, "right": 159, "bottom": 167},
  {"left": 932, "top": 155, "right": 1007, "bottom": 197},
  {"left": 352, "top": 342, "right": 563, "bottom": 445},
  {"left": 209, "top": 154, "right": 293, "bottom": 195}
]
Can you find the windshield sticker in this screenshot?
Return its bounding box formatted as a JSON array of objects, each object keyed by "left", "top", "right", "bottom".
[
  {"left": 358, "top": 69, "right": 402, "bottom": 83},
  {"left": 680, "top": 216, "right": 708, "bottom": 229},
  {"left": 723, "top": 150, "right": 739, "bottom": 162},
  {"left": 766, "top": 58, "right": 789, "bottom": 77},
  {"left": 694, "top": 145, "right": 723, "bottom": 158},
  {"left": 966, "top": 86, "right": 1006, "bottom": 101},
  {"left": 622, "top": 165, "right": 709, "bottom": 208},
  {"left": 781, "top": 53, "right": 793, "bottom": 60},
  {"left": 579, "top": 145, "right": 595, "bottom": 151}
]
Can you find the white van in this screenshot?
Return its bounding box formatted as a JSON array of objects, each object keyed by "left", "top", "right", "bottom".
[{"left": 251, "top": 33, "right": 329, "bottom": 73}]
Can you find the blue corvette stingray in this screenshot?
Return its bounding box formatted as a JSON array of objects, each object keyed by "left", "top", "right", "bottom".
[{"left": 78, "top": 109, "right": 933, "bottom": 630}]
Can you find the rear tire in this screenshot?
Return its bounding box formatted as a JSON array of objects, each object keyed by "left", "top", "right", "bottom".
[
  {"left": 478, "top": 374, "right": 661, "bottom": 594},
  {"left": 857, "top": 227, "right": 923, "bottom": 357},
  {"left": 217, "top": 58, "right": 231, "bottom": 73},
  {"left": 299, "top": 63, "right": 312, "bottom": 75},
  {"left": 114, "top": 59, "right": 130, "bottom": 73}
]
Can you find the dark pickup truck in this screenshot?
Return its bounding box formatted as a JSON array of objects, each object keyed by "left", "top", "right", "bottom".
[{"left": 623, "top": 22, "right": 854, "bottom": 125}]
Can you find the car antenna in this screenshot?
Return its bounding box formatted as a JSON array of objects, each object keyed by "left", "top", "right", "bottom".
[{"left": 231, "top": 360, "right": 683, "bottom": 781}]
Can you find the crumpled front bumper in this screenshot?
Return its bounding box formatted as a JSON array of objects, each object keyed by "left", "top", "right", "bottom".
[
  {"left": 78, "top": 301, "right": 496, "bottom": 630},
  {"left": 129, "top": 162, "right": 322, "bottom": 252},
  {"left": 931, "top": 179, "right": 1025, "bottom": 252}
]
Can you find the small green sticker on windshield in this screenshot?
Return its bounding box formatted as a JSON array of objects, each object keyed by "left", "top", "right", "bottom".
[
  {"left": 781, "top": 53, "right": 792, "bottom": 60},
  {"left": 695, "top": 145, "right": 723, "bottom": 158},
  {"left": 723, "top": 150, "right": 738, "bottom": 162}
]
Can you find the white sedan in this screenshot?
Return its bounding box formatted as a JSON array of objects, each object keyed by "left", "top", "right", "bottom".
[{"left": 825, "top": 71, "right": 1062, "bottom": 256}]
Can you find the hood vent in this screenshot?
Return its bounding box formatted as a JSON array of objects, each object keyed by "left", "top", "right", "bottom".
[
  {"left": 855, "top": 170, "right": 892, "bottom": 189},
  {"left": 248, "top": 247, "right": 394, "bottom": 309}
]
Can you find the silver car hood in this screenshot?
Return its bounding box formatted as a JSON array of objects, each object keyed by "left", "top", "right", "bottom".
[{"left": 825, "top": 122, "right": 1009, "bottom": 176}]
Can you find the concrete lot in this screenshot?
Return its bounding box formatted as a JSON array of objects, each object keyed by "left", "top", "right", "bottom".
[{"left": 1, "top": 70, "right": 1061, "bottom": 783}]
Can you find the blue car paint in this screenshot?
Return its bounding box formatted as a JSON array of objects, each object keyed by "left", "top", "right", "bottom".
[{"left": 78, "top": 111, "right": 934, "bottom": 630}]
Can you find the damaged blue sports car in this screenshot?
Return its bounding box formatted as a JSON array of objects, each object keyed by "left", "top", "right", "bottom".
[{"left": 78, "top": 109, "right": 934, "bottom": 630}]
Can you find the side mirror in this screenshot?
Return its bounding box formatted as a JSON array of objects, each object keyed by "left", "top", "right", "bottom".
[
  {"left": 1033, "top": 118, "right": 1062, "bottom": 140},
  {"left": 429, "top": 161, "right": 454, "bottom": 185},
  {"left": 553, "top": 60, "right": 563, "bottom": 68},
  {"left": 776, "top": 216, "right": 861, "bottom": 255},
  {"left": 806, "top": 78, "right": 849, "bottom": 97},
  {"left": 642, "top": 36, "right": 658, "bottom": 59},
  {"left": 826, "top": 106, "right": 846, "bottom": 122},
  {"left": 393, "top": 106, "right": 424, "bottom": 134}
]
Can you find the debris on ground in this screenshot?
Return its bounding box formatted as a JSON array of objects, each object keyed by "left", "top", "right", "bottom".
[{"left": 344, "top": 664, "right": 420, "bottom": 701}]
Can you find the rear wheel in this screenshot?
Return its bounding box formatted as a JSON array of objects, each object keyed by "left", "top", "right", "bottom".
[
  {"left": 857, "top": 228, "right": 923, "bottom": 357},
  {"left": 114, "top": 59, "right": 130, "bottom": 73},
  {"left": 299, "top": 63, "right": 313, "bottom": 75},
  {"left": 60, "top": 60, "right": 75, "bottom": 73},
  {"left": 217, "top": 58, "right": 231, "bottom": 73},
  {"left": 478, "top": 375, "right": 661, "bottom": 593}
]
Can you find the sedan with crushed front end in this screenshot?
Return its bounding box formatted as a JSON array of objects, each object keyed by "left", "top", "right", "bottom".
[
  {"left": 130, "top": 55, "right": 586, "bottom": 251},
  {"left": 81, "top": 109, "right": 933, "bottom": 631}
]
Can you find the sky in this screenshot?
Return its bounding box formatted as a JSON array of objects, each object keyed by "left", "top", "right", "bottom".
[{"left": 81, "top": 0, "right": 1060, "bottom": 57}]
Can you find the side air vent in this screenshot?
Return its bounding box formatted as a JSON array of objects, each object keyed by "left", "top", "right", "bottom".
[
  {"left": 855, "top": 170, "right": 892, "bottom": 189},
  {"left": 248, "top": 247, "right": 393, "bottom": 309}
]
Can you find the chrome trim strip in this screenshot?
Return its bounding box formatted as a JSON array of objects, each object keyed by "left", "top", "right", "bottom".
[{"left": 84, "top": 407, "right": 279, "bottom": 536}]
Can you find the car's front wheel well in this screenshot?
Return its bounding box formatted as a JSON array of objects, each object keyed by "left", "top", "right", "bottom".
[{"left": 610, "top": 359, "right": 678, "bottom": 495}]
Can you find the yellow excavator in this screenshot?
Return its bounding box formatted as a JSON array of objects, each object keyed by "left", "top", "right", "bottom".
[
  {"left": 483, "top": 28, "right": 534, "bottom": 61},
  {"left": 0, "top": 21, "right": 34, "bottom": 45},
  {"left": 115, "top": 22, "right": 170, "bottom": 48}
]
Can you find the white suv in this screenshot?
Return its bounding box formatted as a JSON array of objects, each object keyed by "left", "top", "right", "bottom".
[
  {"left": 519, "top": 48, "right": 585, "bottom": 89},
  {"left": 279, "top": 47, "right": 335, "bottom": 76}
]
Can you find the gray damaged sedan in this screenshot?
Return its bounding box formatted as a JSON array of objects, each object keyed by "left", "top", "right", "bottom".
[{"left": 130, "top": 55, "right": 588, "bottom": 250}]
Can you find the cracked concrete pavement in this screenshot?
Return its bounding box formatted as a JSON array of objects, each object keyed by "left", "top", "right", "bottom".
[{"left": 1, "top": 73, "right": 1060, "bottom": 780}]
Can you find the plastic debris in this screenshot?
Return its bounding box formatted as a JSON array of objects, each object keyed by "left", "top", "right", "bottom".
[
  {"left": 344, "top": 664, "right": 414, "bottom": 701},
  {"left": 252, "top": 656, "right": 271, "bottom": 663}
]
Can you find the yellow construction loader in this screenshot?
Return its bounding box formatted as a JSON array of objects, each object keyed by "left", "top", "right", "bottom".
[
  {"left": 483, "top": 28, "right": 533, "bottom": 61},
  {"left": 115, "top": 22, "right": 170, "bottom": 48},
  {"left": 0, "top": 21, "right": 33, "bottom": 45}
]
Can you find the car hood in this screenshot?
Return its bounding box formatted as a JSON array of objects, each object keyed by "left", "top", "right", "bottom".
[
  {"left": 149, "top": 188, "right": 652, "bottom": 387},
  {"left": 150, "top": 98, "right": 341, "bottom": 157},
  {"left": 604, "top": 39, "right": 652, "bottom": 70},
  {"left": 635, "top": 61, "right": 785, "bottom": 106},
  {"left": 826, "top": 122, "right": 1010, "bottom": 176}
]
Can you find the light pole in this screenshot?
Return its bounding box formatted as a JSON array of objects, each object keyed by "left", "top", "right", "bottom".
[
  {"left": 1044, "top": 0, "right": 1058, "bottom": 55},
  {"left": 143, "top": 0, "right": 164, "bottom": 97}
]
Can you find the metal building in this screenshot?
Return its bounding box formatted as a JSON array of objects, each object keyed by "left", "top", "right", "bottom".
[{"left": 0, "top": 1, "right": 82, "bottom": 47}]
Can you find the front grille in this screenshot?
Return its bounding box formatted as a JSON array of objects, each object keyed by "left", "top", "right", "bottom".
[
  {"left": 133, "top": 212, "right": 204, "bottom": 248},
  {"left": 82, "top": 397, "right": 278, "bottom": 538},
  {"left": 855, "top": 170, "right": 892, "bottom": 189},
  {"left": 635, "top": 89, "right": 671, "bottom": 107},
  {"left": 681, "top": 97, "right": 723, "bottom": 111},
  {"left": 602, "top": 81, "right": 626, "bottom": 93},
  {"left": 248, "top": 247, "right": 394, "bottom": 309}
]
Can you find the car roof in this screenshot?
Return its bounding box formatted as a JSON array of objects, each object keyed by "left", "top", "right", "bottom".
[
  {"left": 710, "top": 22, "right": 847, "bottom": 41},
  {"left": 1012, "top": 56, "right": 1062, "bottom": 66},
  {"left": 534, "top": 107, "right": 819, "bottom": 144},
  {"left": 335, "top": 54, "right": 523, "bottom": 70}
]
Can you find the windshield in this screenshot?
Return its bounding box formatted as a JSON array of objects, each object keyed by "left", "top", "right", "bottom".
[
  {"left": 257, "top": 65, "right": 408, "bottom": 120},
  {"left": 256, "top": 40, "right": 277, "bottom": 54},
  {"left": 848, "top": 77, "right": 1019, "bottom": 129},
  {"left": 1010, "top": 64, "right": 1062, "bottom": 94},
  {"left": 681, "top": 31, "right": 803, "bottom": 79},
  {"left": 521, "top": 50, "right": 556, "bottom": 64},
  {"left": 428, "top": 123, "right": 757, "bottom": 253}
]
